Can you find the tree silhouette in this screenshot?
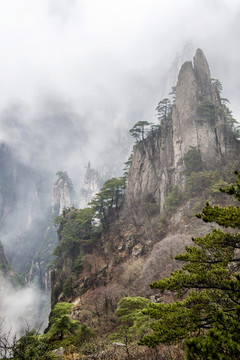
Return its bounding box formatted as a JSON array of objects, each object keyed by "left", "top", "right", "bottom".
[
  {"left": 129, "top": 121, "right": 152, "bottom": 142},
  {"left": 156, "top": 98, "right": 172, "bottom": 123}
]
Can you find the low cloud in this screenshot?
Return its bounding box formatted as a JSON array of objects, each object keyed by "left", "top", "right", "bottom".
[{"left": 0, "top": 277, "right": 50, "bottom": 339}]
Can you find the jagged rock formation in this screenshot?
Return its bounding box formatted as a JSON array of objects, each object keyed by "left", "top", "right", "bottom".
[
  {"left": 172, "top": 49, "right": 237, "bottom": 172},
  {"left": 52, "top": 171, "right": 74, "bottom": 215},
  {"left": 79, "top": 162, "right": 101, "bottom": 209},
  {"left": 163, "top": 41, "right": 194, "bottom": 97},
  {"left": 78, "top": 162, "right": 120, "bottom": 209},
  {"left": 125, "top": 49, "right": 240, "bottom": 211},
  {"left": 50, "top": 50, "right": 240, "bottom": 338}
]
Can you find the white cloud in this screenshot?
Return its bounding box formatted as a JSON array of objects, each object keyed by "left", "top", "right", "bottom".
[
  {"left": 0, "top": 278, "right": 49, "bottom": 339},
  {"left": 0, "top": 0, "right": 239, "bottom": 179}
]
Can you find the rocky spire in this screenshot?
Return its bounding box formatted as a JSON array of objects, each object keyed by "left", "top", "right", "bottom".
[
  {"left": 125, "top": 49, "right": 240, "bottom": 211},
  {"left": 52, "top": 171, "right": 74, "bottom": 215},
  {"left": 172, "top": 48, "right": 236, "bottom": 176},
  {"left": 193, "top": 48, "right": 212, "bottom": 99},
  {"left": 79, "top": 162, "right": 100, "bottom": 209}
]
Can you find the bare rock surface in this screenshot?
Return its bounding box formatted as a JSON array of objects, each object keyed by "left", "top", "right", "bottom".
[{"left": 125, "top": 49, "right": 240, "bottom": 210}]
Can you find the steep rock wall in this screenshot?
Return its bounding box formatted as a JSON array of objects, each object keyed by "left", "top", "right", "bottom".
[
  {"left": 125, "top": 122, "right": 174, "bottom": 211},
  {"left": 172, "top": 49, "right": 237, "bottom": 175},
  {"left": 125, "top": 49, "right": 240, "bottom": 210}
]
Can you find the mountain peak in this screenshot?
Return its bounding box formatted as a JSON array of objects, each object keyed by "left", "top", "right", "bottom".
[
  {"left": 125, "top": 49, "right": 240, "bottom": 210},
  {"left": 193, "top": 48, "right": 212, "bottom": 98}
]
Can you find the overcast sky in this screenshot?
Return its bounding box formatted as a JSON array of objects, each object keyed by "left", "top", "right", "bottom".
[{"left": 0, "top": 0, "right": 240, "bottom": 182}]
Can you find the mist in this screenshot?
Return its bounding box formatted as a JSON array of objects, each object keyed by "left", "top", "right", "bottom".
[
  {"left": 0, "top": 0, "right": 239, "bottom": 183},
  {"left": 0, "top": 277, "right": 49, "bottom": 339},
  {"left": 0, "top": 0, "right": 240, "bottom": 342}
]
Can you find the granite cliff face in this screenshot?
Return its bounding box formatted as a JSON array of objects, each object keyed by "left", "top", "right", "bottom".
[
  {"left": 125, "top": 49, "right": 240, "bottom": 211},
  {"left": 172, "top": 49, "right": 237, "bottom": 173}
]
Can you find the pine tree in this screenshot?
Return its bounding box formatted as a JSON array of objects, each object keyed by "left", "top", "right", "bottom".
[
  {"left": 139, "top": 171, "right": 240, "bottom": 359},
  {"left": 155, "top": 98, "right": 172, "bottom": 124},
  {"left": 129, "top": 121, "right": 152, "bottom": 142}
]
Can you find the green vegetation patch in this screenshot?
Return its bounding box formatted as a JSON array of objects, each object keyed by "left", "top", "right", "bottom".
[{"left": 197, "top": 100, "right": 216, "bottom": 120}]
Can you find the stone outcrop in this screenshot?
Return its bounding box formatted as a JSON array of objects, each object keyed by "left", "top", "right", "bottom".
[
  {"left": 125, "top": 49, "right": 240, "bottom": 211},
  {"left": 125, "top": 124, "right": 174, "bottom": 211},
  {"left": 172, "top": 49, "right": 237, "bottom": 176},
  {"left": 79, "top": 162, "right": 101, "bottom": 209},
  {"left": 52, "top": 172, "right": 74, "bottom": 215}
]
